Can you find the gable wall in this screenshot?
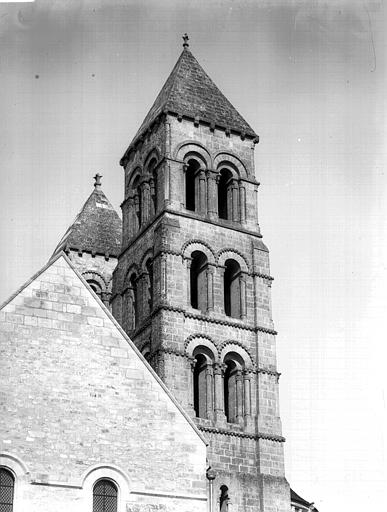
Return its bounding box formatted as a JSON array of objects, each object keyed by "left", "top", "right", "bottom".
[{"left": 0, "top": 256, "right": 207, "bottom": 512}]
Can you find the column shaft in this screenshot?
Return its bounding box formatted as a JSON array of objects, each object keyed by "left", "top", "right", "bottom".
[
  {"left": 240, "top": 274, "right": 247, "bottom": 320},
  {"left": 199, "top": 170, "right": 207, "bottom": 214},
  {"left": 206, "top": 169, "right": 218, "bottom": 218},
  {"left": 214, "top": 363, "right": 225, "bottom": 419},
  {"left": 188, "top": 357, "right": 195, "bottom": 410},
  {"left": 206, "top": 365, "right": 214, "bottom": 419},
  {"left": 207, "top": 266, "right": 214, "bottom": 313},
  {"left": 243, "top": 371, "right": 251, "bottom": 417},
  {"left": 232, "top": 181, "right": 239, "bottom": 222},
  {"left": 185, "top": 258, "right": 192, "bottom": 307},
  {"left": 236, "top": 370, "right": 243, "bottom": 422},
  {"left": 239, "top": 184, "right": 246, "bottom": 223},
  {"left": 160, "top": 255, "right": 167, "bottom": 302}
]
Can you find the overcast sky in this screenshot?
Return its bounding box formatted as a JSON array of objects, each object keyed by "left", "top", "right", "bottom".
[{"left": 1, "top": 1, "right": 386, "bottom": 511}]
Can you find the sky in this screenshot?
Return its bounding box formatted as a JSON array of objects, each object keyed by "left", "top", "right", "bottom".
[{"left": 0, "top": 1, "right": 386, "bottom": 510}]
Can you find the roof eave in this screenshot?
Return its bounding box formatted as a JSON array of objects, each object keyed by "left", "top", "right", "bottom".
[{"left": 119, "top": 110, "right": 259, "bottom": 168}]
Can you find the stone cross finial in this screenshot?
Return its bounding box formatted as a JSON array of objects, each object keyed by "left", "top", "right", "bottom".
[
  {"left": 94, "top": 173, "right": 103, "bottom": 189},
  {"left": 182, "top": 33, "right": 189, "bottom": 48}
]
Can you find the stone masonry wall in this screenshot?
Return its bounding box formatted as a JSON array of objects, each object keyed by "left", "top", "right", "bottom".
[
  {"left": 0, "top": 255, "right": 207, "bottom": 512},
  {"left": 113, "top": 114, "right": 290, "bottom": 512}
]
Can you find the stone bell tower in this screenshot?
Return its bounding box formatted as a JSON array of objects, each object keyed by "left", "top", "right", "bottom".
[{"left": 112, "top": 36, "right": 290, "bottom": 512}]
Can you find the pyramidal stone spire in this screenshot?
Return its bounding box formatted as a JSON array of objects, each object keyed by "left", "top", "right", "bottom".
[
  {"left": 53, "top": 175, "right": 122, "bottom": 258},
  {"left": 120, "top": 38, "right": 258, "bottom": 164}
]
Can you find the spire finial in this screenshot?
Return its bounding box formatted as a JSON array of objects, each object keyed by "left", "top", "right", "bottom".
[
  {"left": 182, "top": 33, "right": 189, "bottom": 49},
  {"left": 94, "top": 173, "right": 102, "bottom": 189}
]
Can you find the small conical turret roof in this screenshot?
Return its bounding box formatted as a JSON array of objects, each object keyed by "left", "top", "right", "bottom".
[
  {"left": 121, "top": 40, "right": 257, "bottom": 163},
  {"left": 53, "top": 175, "right": 122, "bottom": 258}
]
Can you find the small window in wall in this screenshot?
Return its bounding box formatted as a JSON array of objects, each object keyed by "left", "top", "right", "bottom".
[
  {"left": 185, "top": 159, "right": 200, "bottom": 212},
  {"left": 220, "top": 485, "right": 229, "bottom": 512},
  {"left": 0, "top": 468, "right": 15, "bottom": 512},
  {"left": 142, "top": 347, "right": 151, "bottom": 364},
  {"left": 93, "top": 479, "right": 118, "bottom": 512},
  {"left": 218, "top": 168, "right": 233, "bottom": 220},
  {"left": 193, "top": 353, "right": 208, "bottom": 418},
  {"left": 223, "top": 259, "right": 241, "bottom": 318},
  {"left": 190, "top": 251, "right": 208, "bottom": 311},
  {"left": 87, "top": 279, "right": 103, "bottom": 301}
]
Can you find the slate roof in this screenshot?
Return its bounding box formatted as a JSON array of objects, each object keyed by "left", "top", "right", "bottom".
[
  {"left": 121, "top": 47, "right": 258, "bottom": 162},
  {"left": 291, "top": 489, "right": 318, "bottom": 511},
  {"left": 53, "top": 185, "right": 122, "bottom": 258}
]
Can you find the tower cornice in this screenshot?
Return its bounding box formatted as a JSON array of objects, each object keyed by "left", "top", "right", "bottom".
[
  {"left": 118, "top": 208, "right": 266, "bottom": 259},
  {"left": 120, "top": 111, "right": 259, "bottom": 168}
]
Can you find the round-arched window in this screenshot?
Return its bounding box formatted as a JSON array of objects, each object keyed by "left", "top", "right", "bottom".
[
  {"left": 0, "top": 467, "right": 15, "bottom": 512},
  {"left": 93, "top": 479, "right": 118, "bottom": 512}
]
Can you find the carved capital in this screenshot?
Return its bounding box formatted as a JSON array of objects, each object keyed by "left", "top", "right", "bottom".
[
  {"left": 242, "top": 368, "right": 253, "bottom": 380},
  {"left": 213, "top": 362, "right": 226, "bottom": 375},
  {"left": 206, "top": 467, "right": 217, "bottom": 481},
  {"left": 235, "top": 369, "right": 243, "bottom": 382}
]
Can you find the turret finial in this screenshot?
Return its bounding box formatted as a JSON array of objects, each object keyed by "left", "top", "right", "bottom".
[
  {"left": 182, "top": 33, "right": 189, "bottom": 49},
  {"left": 94, "top": 173, "right": 102, "bottom": 189}
]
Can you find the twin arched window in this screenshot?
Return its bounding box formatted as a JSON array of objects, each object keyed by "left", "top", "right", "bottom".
[
  {"left": 93, "top": 479, "right": 118, "bottom": 512},
  {"left": 122, "top": 257, "right": 154, "bottom": 333},
  {"left": 0, "top": 468, "right": 14, "bottom": 512},
  {"left": 184, "top": 158, "right": 242, "bottom": 222},
  {"left": 189, "top": 252, "right": 245, "bottom": 319},
  {"left": 127, "top": 157, "right": 159, "bottom": 237},
  {"left": 192, "top": 350, "right": 249, "bottom": 424}
]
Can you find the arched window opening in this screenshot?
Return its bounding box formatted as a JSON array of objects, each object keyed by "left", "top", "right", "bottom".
[
  {"left": 185, "top": 159, "right": 200, "bottom": 212},
  {"left": 218, "top": 168, "right": 233, "bottom": 220},
  {"left": 132, "top": 176, "right": 142, "bottom": 228},
  {"left": 193, "top": 353, "right": 208, "bottom": 418},
  {"left": 190, "top": 251, "right": 208, "bottom": 311},
  {"left": 93, "top": 479, "right": 118, "bottom": 512},
  {"left": 130, "top": 274, "right": 138, "bottom": 329},
  {"left": 87, "top": 279, "right": 103, "bottom": 300},
  {"left": 142, "top": 347, "right": 151, "bottom": 364},
  {"left": 0, "top": 468, "right": 15, "bottom": 512},
  {"left": 145, "top": 259, "right": 153, "bottom": 312},
  {"left": 224, "top": 353, "right": 245, "bottom": 423},
  {"left": 220, "top": 485, "right": 229, "bottom": 512},
  {"left": 224, "top": 360, "right": 238, "bottom": 423},
  {"left": 224, "top": 259, "right": 241, "bottom": 318},
  {"left": 148, "top": 159, "right": 158, "bottom": 215}
]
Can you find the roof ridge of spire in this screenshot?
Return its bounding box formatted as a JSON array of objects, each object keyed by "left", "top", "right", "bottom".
[
  {"left": 52, "top": 176, "right": 122, "bottom": 258},
  {"left": 120, "top": 41, "right": 257, "bottom": 164}
]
